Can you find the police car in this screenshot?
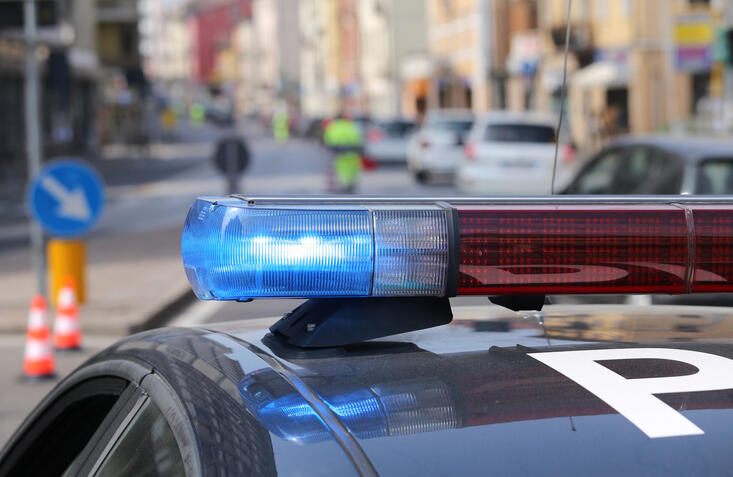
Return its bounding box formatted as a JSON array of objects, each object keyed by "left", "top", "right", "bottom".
[{"left": 3, "top": 196, "right": 733, "bottom": 476}]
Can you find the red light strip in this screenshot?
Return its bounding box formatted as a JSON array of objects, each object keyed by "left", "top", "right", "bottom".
[{"left": 455, "top": 204, "right": 733, "bottom": 295}]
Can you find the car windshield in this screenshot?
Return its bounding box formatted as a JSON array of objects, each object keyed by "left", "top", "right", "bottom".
[
  {"left": 484, "top": 124, "right": 556, "bottom": 143},
  {"left": 378, "top": 120, "right": 416, "bottom": 136},
  {"left": 697, "top": 159, "right": 733, "bottom": 194},
  {"left": 427, "top": 120, "right": 473, "bottom": 132}
]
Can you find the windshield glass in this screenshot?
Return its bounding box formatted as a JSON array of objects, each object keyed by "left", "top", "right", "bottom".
[
  {"left": 484, "top": 124, "right": 556, "bottom": 143},
  {"left": 378, "top": 120, "right": 416, "bottom": 136},
  {"left": 697, "top": 159, "right": 733, "bottom": 194},
  {"left": 427, "top": 120, "right": 473, "bottom": 133}
]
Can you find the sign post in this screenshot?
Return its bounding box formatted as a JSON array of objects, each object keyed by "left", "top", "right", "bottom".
[
  {"left": 213, "top": 136, "right": 250, "bottom": 194},
  {"left": 24, "top": 0, "right": 46, "bottom": 297},
  {"left": 28, "top": 160, "right": 105, "bottom": 305}
]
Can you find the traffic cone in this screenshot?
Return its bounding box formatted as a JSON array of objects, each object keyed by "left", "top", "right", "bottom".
[
  {"left": 23, "top": 295, "right": 56, "bottom": 379},
  {"left": 54, "top": 276, "right": 82, "bottom": 350},
  {"left": 56, "top": 275, "right": 78, "bottom": 309}
]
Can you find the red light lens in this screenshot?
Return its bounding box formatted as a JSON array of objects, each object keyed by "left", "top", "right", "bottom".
[
  {"left": 420, "top": 140, "right": 431, "bottom": 149},
  {"left": 690, "top": 205, "right": 733, "bottom": 292},
  {"left": 465, "top": 143, "right": 476, "bottom": 160},
  {"left": 456, "top": 205, "right": 689, "bottom": 294}
]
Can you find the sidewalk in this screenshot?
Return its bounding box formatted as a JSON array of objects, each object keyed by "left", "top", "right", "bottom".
[
  {"left": 0, "top": 225, "right": 191, "bottom": 335},
  {"left": 0, "top": 131, "right": 218, "bottom": 335}
]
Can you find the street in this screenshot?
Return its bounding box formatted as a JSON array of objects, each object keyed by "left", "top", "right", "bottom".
[{"left": 0, "top": 118, "right": 456, "bottom": 445}]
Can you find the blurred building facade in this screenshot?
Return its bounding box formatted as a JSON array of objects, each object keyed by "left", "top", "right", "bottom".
[
  {"left": 358, "top": 0, "right": 428, "bottom": 118},
  {"left": 139, "top": 0, "right": 190, "bottom": 89},
  {"left": 536, "top": 0, "right": 733, "bottom": 150},
  {"left": 300, "top": 0, "right": 340, "bottom": 117},
  {"left": 187, "top": 0, "right": 251, "bottom": 85},
  {"left": 0, "top": 0, "right": 99, "bottom": 190},
  {"left": 243, "top": 0, "right": 300, "bottom": 117}
]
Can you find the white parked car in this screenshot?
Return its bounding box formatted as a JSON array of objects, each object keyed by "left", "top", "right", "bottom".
[
  {"left": 407, "top": 109, "right": 473, "bottom": 183},
  {"left": 364, "top": 118, "right": 417, "bottom": 164},
  {"left": 455, "top": 111, "right": 575, "bottom": 194}
]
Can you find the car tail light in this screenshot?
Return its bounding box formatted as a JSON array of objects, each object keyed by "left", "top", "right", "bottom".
[
  {"left": 366, "top": 129, "right": 383, "bottom": 143},
  {"left": 465, "top": 143, "right": 476, "bottom": 161},
  {"left": 361, "top": 156, "right": 377, "bottom": 170},
  {"left": 420, "top": 139, "right": 431, "bottom": 149},
  {"left": 182, "top": 198, "right": 733, "bottom": 299},
  {"left": 562, "top": 144, "right": 575, "bottom": 164}
]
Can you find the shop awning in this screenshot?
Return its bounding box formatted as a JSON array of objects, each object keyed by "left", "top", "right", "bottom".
[{"left": 572, "top": 61, "right": 629, "bottom": 88}]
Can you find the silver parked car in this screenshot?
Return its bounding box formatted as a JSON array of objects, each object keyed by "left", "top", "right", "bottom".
[{"left": 564, "top": 135, "right": 733, "bottom": 195}]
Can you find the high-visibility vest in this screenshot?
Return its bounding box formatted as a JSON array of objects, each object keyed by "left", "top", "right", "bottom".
[{"left": 323, "top": 119, "right": 363, "bottom": 147}]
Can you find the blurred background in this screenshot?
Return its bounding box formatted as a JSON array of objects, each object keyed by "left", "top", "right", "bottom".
[{"left": 2, "top": 0, "right": 733, "bottom": 445}]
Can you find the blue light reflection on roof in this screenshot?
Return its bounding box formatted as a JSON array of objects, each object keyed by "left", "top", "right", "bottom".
[
  {"left": 238, "top": 372, "right": 459, "bottom": 445},
  {"left": 238, "top": 377, "right": 387, "bottom": 444}
]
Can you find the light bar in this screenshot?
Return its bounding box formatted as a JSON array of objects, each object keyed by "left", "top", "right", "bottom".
[
  {"left": 181, "top": 198, "right": 450, "bottom": 299},
  {"left": 181, "top": 197, "right": 733, "bottom": 300}
]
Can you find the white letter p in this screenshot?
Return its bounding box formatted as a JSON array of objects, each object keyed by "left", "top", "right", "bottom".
[{"left": 529, "top": 348, "right": 733, "bottom": 438}]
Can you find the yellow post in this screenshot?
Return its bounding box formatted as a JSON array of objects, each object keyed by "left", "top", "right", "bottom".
[{"left": 47, "top": 239, "right": 85, "bottom": 305}]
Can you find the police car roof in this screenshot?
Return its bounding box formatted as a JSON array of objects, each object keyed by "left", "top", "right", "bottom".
[{"left": 88, "top": 304, "right": 733, "bottom": 475}]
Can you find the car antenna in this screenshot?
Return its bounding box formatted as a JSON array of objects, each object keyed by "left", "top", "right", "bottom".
[{"left": 550, "top": 0, "right": 572, "bottom": 195}]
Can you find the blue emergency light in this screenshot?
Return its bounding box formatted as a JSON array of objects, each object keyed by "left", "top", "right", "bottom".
[{"left": 181, "top": 197, "right": 451, "bottom": 300}]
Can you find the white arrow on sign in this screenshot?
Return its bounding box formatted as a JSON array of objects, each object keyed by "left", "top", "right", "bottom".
[{"left": 40, "top": 175, "right": 92, "bottom": 221}]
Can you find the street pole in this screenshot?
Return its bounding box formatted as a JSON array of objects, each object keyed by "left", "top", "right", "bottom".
[
  {"left": 725, "top": 0, "right": 733, "bottom": 111},
  {"left": 24, "top": 0, "right": 46, "bottom": 297}
]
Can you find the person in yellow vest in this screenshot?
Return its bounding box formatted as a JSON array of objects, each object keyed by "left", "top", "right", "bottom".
[
  {"left": 161, "top": 106, "right": 178, "bottom": 140},
  {"left": 190, "top": 102, "right": 206, "bottom": 127},
  {"left": 323, "top": 114, "right": 364, "bottom": 194},
  {"left": 272, "top": 108, "right": 290, "bottom": 142}
]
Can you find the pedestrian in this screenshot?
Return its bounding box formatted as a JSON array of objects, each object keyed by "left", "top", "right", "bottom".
[
  {"left": 323, "top": 113, "right": 364, "bottom": 194},
  {"left": 272, "top": 105, "right": 290, "bottom": 142}
]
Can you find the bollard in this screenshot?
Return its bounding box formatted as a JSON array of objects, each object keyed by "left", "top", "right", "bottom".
[{"left": 47, "top": 239, "right": 85, "bottom": 305}]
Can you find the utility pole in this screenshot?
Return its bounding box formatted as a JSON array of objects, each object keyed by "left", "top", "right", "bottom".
[
  {"left": 24, "top": 0, "right": 46, "bottom": 297},
  {"left": 724, "top": 0, "right": 733, "bottom": 110}
]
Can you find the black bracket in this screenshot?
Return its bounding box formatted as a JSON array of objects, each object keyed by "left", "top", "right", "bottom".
[
  {"left": 489, "top": 295, "right": 545, "bottom": 312},
  {"left": 269, "top": 297, "right": 453, "bottom": 348}
]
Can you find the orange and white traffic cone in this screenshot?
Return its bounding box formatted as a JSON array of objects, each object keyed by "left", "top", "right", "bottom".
[
  {"left": 54, "top": 276, "right": 82, "bottom": 350},
  {"left": 23, "top": 295, "right": 56, "bottom": 379},
  {"left": 56, "top": 275, "right": 77, "bottom": 309}
]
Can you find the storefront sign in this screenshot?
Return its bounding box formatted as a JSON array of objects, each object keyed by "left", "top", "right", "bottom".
[{"left": 674, "top": 14, "right": 713, "bottom": 72}]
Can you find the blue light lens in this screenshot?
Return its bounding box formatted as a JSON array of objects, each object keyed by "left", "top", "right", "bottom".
[
  {"left": 182, "top": 199, "right": 373, "bottom": 299},
  {"left": 181, "top": 198, "right": 449, "bottom": 299}
]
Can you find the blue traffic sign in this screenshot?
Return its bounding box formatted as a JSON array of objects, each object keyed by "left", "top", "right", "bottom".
[{"left": 28, "top": 159, "right": 105, "bottom": 238}]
